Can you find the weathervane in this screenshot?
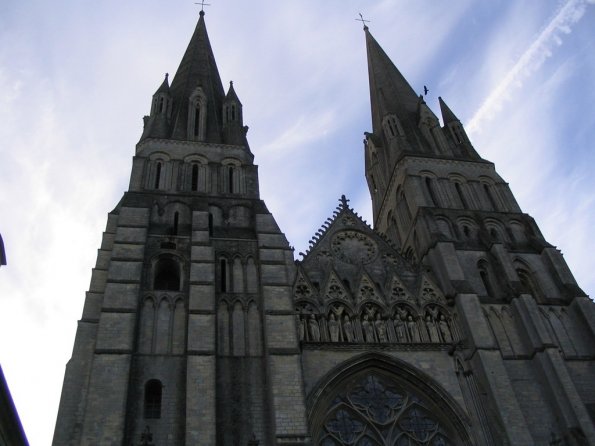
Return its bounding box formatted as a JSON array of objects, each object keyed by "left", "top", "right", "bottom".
[
  {"left": 194, "top": 0, "right": 211, "bottom": 12},
  {"left": 355, "top": 13, "right": 370, "bottom": 29}
]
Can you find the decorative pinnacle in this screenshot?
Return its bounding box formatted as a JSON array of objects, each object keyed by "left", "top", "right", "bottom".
[
  {"left": 356, "top": 13, "right": 370, "bottom": 30},
  {"left": 340, "top": 195, "right": 350, "bottom": 208}
]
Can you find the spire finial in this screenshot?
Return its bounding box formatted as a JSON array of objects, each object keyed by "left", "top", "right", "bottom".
[
  {"left": 356, "top": 13, "right": 370, "bottom": 30},
  {"left": 195, "top": 0, "right": 211, "bottom": 14},
  {"left": 340, "top": 195, "right": 350, "bottom": 208},
  {"left": 165, "top": 73, "right": 169, "bottom": 80}
]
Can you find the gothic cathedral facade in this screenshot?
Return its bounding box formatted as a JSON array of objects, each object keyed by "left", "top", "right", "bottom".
[{"left": 53, "top": 12, "right": 595, "bottom": 446}]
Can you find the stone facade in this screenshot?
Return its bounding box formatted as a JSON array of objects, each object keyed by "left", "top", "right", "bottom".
[{"left": 53, "top": 12, "right": 595, "bottom": 446}]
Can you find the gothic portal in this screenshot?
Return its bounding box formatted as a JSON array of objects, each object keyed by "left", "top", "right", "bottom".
[{"left": 53, "top": 11, "right": 595, "bottom": 446}]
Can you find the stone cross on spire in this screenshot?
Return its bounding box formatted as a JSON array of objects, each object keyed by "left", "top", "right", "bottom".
[
  {"left": 194, "top": 0, "right": 211, "bottom": 13},
  {"left": 356, "top": 13, "right": 370, "bottom": 30}
]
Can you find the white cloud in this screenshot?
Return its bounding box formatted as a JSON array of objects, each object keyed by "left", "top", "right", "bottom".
[
  {"left": 467, "top": 0, "right": 593, "bottom": 133},
  {"left": 0, "top": 2, "right": 593, "bottom": 445}
]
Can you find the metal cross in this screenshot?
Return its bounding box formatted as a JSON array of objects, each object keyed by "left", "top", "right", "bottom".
[
  {"left": 355, "top": 13, "right": 370, "bottom": 29},
  {"left": 195, "top": 0, "right": 211, "bottom": 12}
]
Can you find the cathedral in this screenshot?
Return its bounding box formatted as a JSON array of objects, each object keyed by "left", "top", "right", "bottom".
[{"left": 53, "top": 10, "right": 595, "bottom": 446}]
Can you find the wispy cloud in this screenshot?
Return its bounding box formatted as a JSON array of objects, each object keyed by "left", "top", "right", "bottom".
[{"left": 467, "top": 0, "right": 594, "bottom": 133}]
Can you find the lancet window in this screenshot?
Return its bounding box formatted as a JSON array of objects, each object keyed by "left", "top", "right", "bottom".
[{"left": 188, "top": 88, "right": 207, "bottom": 141}]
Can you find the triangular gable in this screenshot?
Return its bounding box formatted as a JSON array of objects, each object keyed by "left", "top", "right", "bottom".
[
  {"left": 298, "top": 195, "right": 377, "bottom": 263},
  {"left": 293, "top": 267, "right": 316, "bottom": 301},
  {"left": 418, "top": 274, "right": 446, "bottom": 305},
  {"left": 321, "top": 269, "right": 351, "bottom": 303},
  {"left": 356, "top": 271, "right": 383, "bottom": 303},
  {"left": 386, "top": 273, "right": 415, "bottom": 303}
]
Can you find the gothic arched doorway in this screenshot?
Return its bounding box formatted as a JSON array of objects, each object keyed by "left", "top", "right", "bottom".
[{"left": 308, "top": 355, "right": 472, "bottom": 445}]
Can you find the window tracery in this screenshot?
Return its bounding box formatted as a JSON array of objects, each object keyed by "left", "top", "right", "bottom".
[{"left": 317, "top": 374, "right": 457, "bottom": 445}]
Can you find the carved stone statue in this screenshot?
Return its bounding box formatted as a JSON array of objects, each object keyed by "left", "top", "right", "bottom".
[
  {"left": 362, "top": 314, "right": 375, "bottom": 343},
  {"left": 439, "top": 314, "right": 452, "bottom": 342},
  {"left": 308, "top": 314, "right": 320, "bottom": 342},
  {"left": 328, "top": 313, "right": 340, "bottom": 342},
  {"left": 343, "top": 315, "right": 355, "bottom": 342},
  {"left": 407, "top": 315, "right": 420, "bottom": 343},
  {"left": 375, "top": 313, "right": 388, "bottom": 343},
  {"left": 394, "top": 316, "right": 407, "bottom": 342},
  {"left": 425, "top": 314, "right": 440, "bottom": 343}
]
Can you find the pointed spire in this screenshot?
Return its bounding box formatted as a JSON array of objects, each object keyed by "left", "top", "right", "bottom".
[
  {"left": 168, "top": 10, "right": 225, "bottom": 142},
  {"left": 154, "top": 73, "right": 170, "bottom": 95},
  {"left": 365, "top": 28, "right": 420, "bottom": 138},
  {"left": 225, "top": 81, "right": 242, "bottom": 104},
  {"left": 438, "top": 96, "right": 459, "bottom": 124}
]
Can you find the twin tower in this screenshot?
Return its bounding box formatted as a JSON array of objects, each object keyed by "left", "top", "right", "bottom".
[{"left": 53, "top": 11, "right": 595, "bottom": 446}]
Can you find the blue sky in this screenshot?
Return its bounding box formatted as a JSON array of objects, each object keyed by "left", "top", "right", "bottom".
[{"left": 0, "top": 0, "right": 594, "bottom": 444}]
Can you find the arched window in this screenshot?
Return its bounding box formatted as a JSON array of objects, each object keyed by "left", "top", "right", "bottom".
[
  {"left": 220, "top": 258, "right": 228, "bottom": 292},
  {"left": 191, "top": 164, "right": 199, "bottom": 191},
  {"left": 208, "top": 213, "right": 214, "bottom": 236},
  {"left": 154, "top": 162, "right": 162, "bottom": 190},
  {"left": 231, "top": 104, "right": 236, "bottom": 121},
  {"left": 159, "top": 97, "right": 164, "bottom": 113},
  {"left": 144, "top": 380, "right": 162, "bottom": 419},
  {"left": 383, "top": 114, "right": 403, "bottom": 140},
  {"left": 188, "top": 88, "right": 207, "bottom": 140},
  {"left": 228, "top": 166, "right": 235, "bottom": 193},
  {"left": 154, "top": 258, "right": 180, "bottom": 291},
  {"left": 312, "top": 370, "right": 466, "bottom": 445},
  {"left": 193, "top": 103, "right": 201, "bottom": 137}
]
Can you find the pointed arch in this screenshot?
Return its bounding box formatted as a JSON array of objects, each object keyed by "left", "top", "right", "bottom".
[
  {"left": 188, "top": 87, "right": 207, "bottom": 141},
  {"left": 382, "top": 114, "right": 404, "bottom": 140},
  {"left": 308, "top": 353, "right": 472, "bottom": 446}
]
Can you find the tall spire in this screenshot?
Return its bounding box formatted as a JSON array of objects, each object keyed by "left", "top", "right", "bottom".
[
  {"left": 438, "top": 96, "right": 459, "bottom": 124},
  {"left": 168, "top": 10, "right": 225, "bottom": 142},
  {"left": 365, "top": 27, "right": 420, "bottom": 140}
]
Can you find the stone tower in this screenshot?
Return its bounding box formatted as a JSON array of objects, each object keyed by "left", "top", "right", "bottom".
[
  {"left": 54, "top": 12, "right": 595, "bottom": 446},
  {"left": 53, "top": 11, "right": 309, "bottom": 445},
  {"left": 292, "top": 25, "right": 595, "bottom": 446}
]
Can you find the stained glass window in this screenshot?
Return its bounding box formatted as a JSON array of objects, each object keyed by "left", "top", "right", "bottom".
[{"left": 317, "top": 374, "right": 457, "bottom": 445}]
